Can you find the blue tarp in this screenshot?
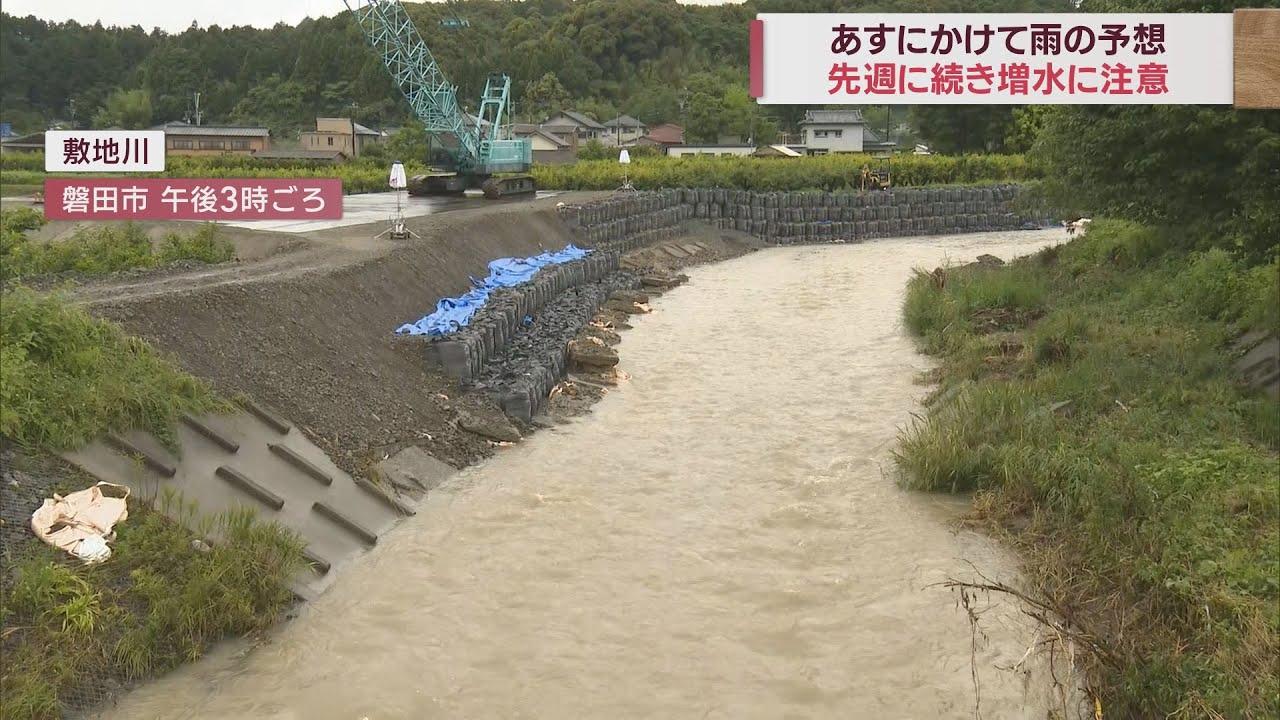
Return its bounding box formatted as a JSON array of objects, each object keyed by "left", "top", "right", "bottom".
[{"left": 395, "top": 244, "right": 591, "bottom": 337}]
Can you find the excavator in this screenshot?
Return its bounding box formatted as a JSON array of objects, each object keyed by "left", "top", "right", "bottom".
[{"left": 343, "top": 0, "right": 535, "bottom": 198}]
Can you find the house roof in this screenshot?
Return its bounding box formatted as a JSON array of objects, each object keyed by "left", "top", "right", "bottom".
[
  {"left": 800, "top": 109, "right": 865, "bottom": 125},
  {"left": 755, "top": 144, "right": 802, "bottom": 157},
  {"left": 550, "top": 110, "right": 606, "bottom": 130},
  {"left": 154, "top": 122, "right": 270, "bottom": 137},
  {"left": 641, "top": 123, "right": 684, "bottom": 145},
  {"left": 669, "top": 143, "right": 755, "bottom": 149},
  {"left": 352, "top": 122, "right": 380, "bottom": 136},
  {"left": 1, "top": 131, "right": 45, "bottom": 147},
  {"left": 512, "top": 124, "right": 570, "bottom": 148},
  {"left": 863, "top": 126, "right": 899, "bottom": 149},
  {"left": 253, "top": 149, "right": 345, "bottom": 161},
  {"left": 604, "top": 114, "right": 646, "bottom": 129}
]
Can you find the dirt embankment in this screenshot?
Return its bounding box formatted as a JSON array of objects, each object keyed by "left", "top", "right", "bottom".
[
  {"left": 82, "top": 196, "right": 604, "bottom": 475},
  {"left": 76, "top": 192, "right": 758, "bottom": 479}
]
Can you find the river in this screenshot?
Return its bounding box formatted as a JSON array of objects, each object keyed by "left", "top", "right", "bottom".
[{"left": 99, "top": 229, "right": 1064, "bottom": 720}]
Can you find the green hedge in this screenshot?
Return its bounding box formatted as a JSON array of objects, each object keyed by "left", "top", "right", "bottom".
[
  {"left": 0, "top": 153, "right": 425, "bottom": 195},
  {"left": 532, "top": 153, "right": 1035, "bottom": 192}
]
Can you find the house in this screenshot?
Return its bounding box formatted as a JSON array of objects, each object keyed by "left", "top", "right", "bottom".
[
  {"left": 0, "top": 131, "right": 44, "bottom": 153},
  {"left": 154, "top": 121, "right": 270, "bottom": 155},
  {"left": 603, "top": 115, "right": 647, "bottom": 145},
  {"left": 799, "top": 109, "right": 866, "bottom": 155},
  {"left": 634, "top": 123, "right": 684, "bottom": 148},
  {"left": 752, "top": 144, "right": 802, "bottom": 158},
  {"left": 512, "top": 123, "right": 576, "bottom": 164},
  {"left": 300, "top": 118, "right": 383, "bottom": 159},
  {"left": 664, "top": 143, "right": 755, "bottom": 158},
  {"left": 543, "top": 110, "right": 607, "bottom": 141},
  {"left": 252, "top": 149, "right": 346, "bottom": 164}
]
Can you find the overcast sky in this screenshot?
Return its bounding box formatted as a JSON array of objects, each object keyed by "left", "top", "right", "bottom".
[{"left": 3, "top": 0, "right": 742, "bottom": 33}]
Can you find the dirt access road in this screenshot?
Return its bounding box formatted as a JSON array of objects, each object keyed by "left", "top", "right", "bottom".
[{"left": 63, "top": 191, "right": 606, "bottom": 306}]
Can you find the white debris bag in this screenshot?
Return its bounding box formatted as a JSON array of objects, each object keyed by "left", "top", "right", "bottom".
[{"left": 30, "top": 482, "right": 130, "bottom": 564}]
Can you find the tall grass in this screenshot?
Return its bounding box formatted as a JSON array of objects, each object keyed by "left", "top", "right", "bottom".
[
  {"left": 0, "top": 153, "right": 423, "bottom": 195},
  {"left": 1, "top": 209, "right": 233, "bottom": 281},
  {"left": 1, "top": 494, "right": 305, "bottom": 720},
  {"left": 895, "top": 219, "right": 1280, "bottom": 716},
  {"left": 0, "top": 287, "right": 226, "bottom": 449}
]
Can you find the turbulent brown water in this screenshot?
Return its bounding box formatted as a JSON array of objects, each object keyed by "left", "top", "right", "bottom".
[{"left": 99, "top": 229, "right": 1065, "bottom": 720}]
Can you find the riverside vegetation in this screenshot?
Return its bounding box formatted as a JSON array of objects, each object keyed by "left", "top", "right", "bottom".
[
  {"left": 897, "top": 220, "right": 1279, "bottom": 716},
  {"left": 1, "top": 208, "right": 233, "bottom": 282},
  {"left": 1, "top": 217, "right": 304, "bottom": 717},
  {"left": 2, "top": 151, "right": 1036, "bottom": 196}
]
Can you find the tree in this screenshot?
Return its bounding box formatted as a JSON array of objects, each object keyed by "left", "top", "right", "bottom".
[
  {"left": 1032, "top": 105, "right": 1279, "bottom": 259},
  {"left": 92, "top": 89, "right": 152, "bottom": 129},
  {"left": 382, "top": 122, "right": 428, "bottom": 164},
  {"left": 521, "top": 72, "right": 570, "bottom": 122},
  {"left": 230, "top": 76, "right": 308, "bottom": 138},
  {"left": 909, "top": 106, "right": 1018, "bottom": 154}
]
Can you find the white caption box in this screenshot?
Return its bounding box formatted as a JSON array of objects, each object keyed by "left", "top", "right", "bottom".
[{"left": 45, "top": 130, "right": 166, "bottom": 172}]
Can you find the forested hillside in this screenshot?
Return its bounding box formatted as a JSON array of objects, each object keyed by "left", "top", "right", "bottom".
[{"left": 0, "top": 0, "right": 1071, "bottom": 147}]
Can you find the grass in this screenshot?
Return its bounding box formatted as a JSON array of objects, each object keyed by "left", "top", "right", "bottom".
[
  {"left": 1, "top": 486, "right": 306, "bottom": 720},
  {"left": 0, "top": 153, "right": 426, "bottom": 195},
  {"left": 895, "top": 219, "right": 1280, "bottom": 717},
  {"left": 0, "top": 184, "right": 41, "bottom": 198},
  {"left": 0, "top": 287, "right": 227, "bottom": 450},
  {"left": 1, "top": 208, "right": 234, "bottom": 282}
]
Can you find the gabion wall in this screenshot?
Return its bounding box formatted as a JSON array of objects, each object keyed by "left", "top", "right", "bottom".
[
  {"left": 560, "top": 185, "right": 1033, "bottom": 247},
  {"left": 423, "top": 250, "right": 622, "bottom": 381}
]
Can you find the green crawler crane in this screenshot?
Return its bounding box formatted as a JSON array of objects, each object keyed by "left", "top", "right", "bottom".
[{"left": 344, "top": 0, "right": 535, "bottom": 198}]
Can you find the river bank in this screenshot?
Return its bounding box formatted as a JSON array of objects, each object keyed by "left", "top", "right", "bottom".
[
  {"left": 92, "top": 228, "right": 1068, "bottom": 720},
  {"left": 896, "top": 219, "right": 1279, "bottom": 717}
]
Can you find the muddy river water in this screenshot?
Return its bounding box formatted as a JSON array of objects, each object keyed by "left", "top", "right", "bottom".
[{"left": 100, "top": 229, "right": 1064, "bottom": 720}]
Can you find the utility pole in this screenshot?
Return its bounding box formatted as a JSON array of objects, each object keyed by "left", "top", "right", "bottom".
[{"left": 193, "top": 92, "right": 202, "bottom": 126}]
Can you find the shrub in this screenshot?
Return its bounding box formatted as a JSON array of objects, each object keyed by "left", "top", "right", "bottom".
[
  {"left": 1, "top": 499, "right": 305, "bottom": 719},
  {"left": 895, "top": 218, "right": 1280, "bottom": 716},
  {"left": 1, "top": 217, "right": 233, "bottom": 281},
  {"left": 0, "top": 287, "right": 225, "bottom": 449}
]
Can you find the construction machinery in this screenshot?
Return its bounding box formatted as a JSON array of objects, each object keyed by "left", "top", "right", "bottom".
[{"left": 343, "top": 0, "right": 534, "bottom": 198}]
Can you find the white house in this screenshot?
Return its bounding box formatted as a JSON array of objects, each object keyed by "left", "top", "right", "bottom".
[
  {"left": 799, "top": 109, "right": 866, "bottom": 154},
  {"left": 602, "top": 115, "right": 647, "bottom": 145}
]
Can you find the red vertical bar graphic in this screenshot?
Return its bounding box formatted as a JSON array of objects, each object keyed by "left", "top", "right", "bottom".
[{"left": 749, "top": 19, "right": 764, "bottom": 98}]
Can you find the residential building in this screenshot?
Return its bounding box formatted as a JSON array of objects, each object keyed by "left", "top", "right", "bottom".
[
  {"left": 543, "top": 110, "right": 607, "bottom": 141},
  {"left": 603, "top": 115, "right": 647, "bottom": 145},
  {"left": 512, "top": 123, "right": 576, "bottom": 164},
  {"left": 300, "top": 117, "right": 383, "bottom": 159},
  {"left": 664, "top": 143, "right": 755, "bottom": 158},
  {"left": 252, "top": 149, "right": 346, "bottom": 164},
  {"left": 634, "top": 123, "right": 685, "bottom": 148},
  {"left": 799, "top": 109, "right": 866, "bottom": 154},
  {"left": 155, "top": 121, "right": 270, "bottom": 156},
  {"left": 0, "top": 130, "right": 44, "bottom": 153}
]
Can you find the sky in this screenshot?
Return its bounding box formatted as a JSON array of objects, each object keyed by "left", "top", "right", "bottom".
[{"left": 3, "top": 0, "right": 743, "bottom": 33}]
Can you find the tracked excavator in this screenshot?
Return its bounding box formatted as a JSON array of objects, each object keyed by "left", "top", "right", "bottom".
[{"left": 343, "top": 0, "right": 535, "bottom": 198}]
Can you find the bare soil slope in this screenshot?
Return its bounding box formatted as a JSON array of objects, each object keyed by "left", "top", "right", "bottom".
[{"left": 83, "top": 195, "right": 600, "bottom": 474}]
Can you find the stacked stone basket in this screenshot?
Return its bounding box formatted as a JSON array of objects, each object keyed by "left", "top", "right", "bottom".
[{"left": 559, "top": 184, "right": 1033, "bottom": 248}]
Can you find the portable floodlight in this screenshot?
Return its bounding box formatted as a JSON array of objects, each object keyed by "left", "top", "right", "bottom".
[
  {"left": 379, "top": 160, "right": 419, "bottom": 239},
  {"left": 618, "top": 149, "right": 635, "bottom": 191}
]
